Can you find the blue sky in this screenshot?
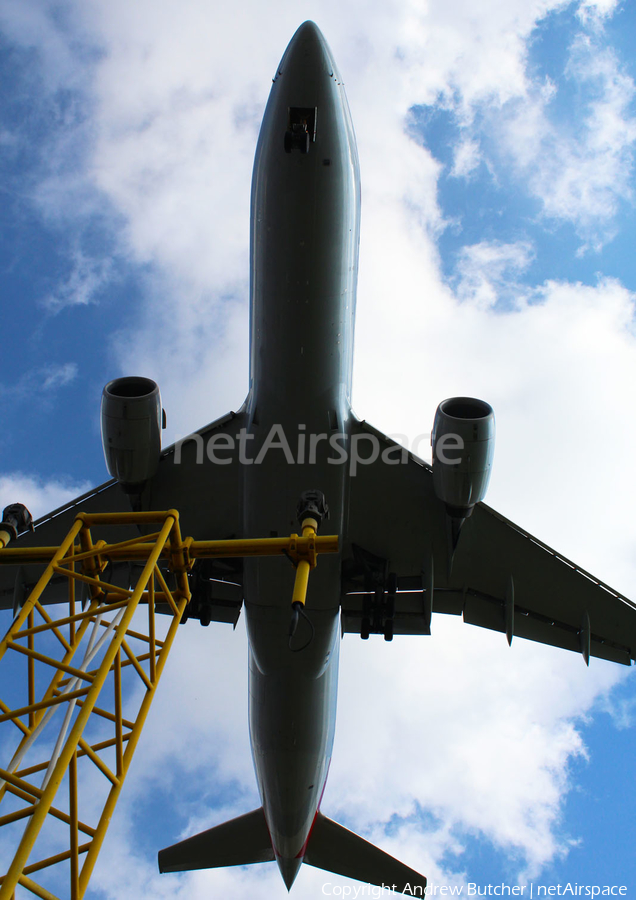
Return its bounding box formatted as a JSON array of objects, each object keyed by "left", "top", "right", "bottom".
[{"left": 1, "top": 1, "right": 636, "bottom": 898}]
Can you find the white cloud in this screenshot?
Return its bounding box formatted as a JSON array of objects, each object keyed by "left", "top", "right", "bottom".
[
  {"left": 391, "top": 4, "right": 636, "bottom": 248},
  {"left": 451, "top": 138, "right": 482, "bottom": 178},
  {"left": 109, "top": 274, "right": 249, "bottom": 438},
  {"left": 41, "top": 362, "right": 77, "bottom": 388},
  {"left": 540, "top": 40, "right": 635, "bottom": 236},
  {"left": 328, "top": 622, "right": 625, "bottom": 877},
  {"left": 0, "top": 472, "right": 91, "bottom": 520},
  {"left": 42, "top": 249, "right": 112, "bottom": 311},
  {"left": 0, "top": 0, "right": 92, "bottom": 95},
  {"left": 577, "top": 0, "right": 620, "bottom": 27},
  {"left": 489, "top": 32, "right": 636, "bottom": 245},
  {"left": 0, "top": 363, "right": 79, "bottom": 405},
  {"left": 454, "top": 240, "right": 535, "bottom": 309},
  {"left": 0, "top": 128, "right": 18, "bottom": 149}
]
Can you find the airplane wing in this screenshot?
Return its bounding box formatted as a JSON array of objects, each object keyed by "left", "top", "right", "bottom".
[
  {"left": 0, "top": 410, "right": 248, "bottom": 623},
  {"left": 341, "top": 418, "right": 636, "bottom": 666}
]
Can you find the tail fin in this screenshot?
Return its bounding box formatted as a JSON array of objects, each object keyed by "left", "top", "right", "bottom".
[
  {"left": 304, "top": 812, "right": 427, "bottom": 896},
  {"left": 158, "top": 807, "right": 274, "bottom": 873}
]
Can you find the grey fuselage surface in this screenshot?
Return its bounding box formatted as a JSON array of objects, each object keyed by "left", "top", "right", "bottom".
[{"left": 243, "top": 21, "right": 360, "bottom": 886}]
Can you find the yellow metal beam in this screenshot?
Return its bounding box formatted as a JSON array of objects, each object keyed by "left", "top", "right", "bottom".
[
  {"left": 291, "top": 517, "right": 320, "bottom": 608},
  {"left": 0, "top": 534, "right": 338, "bottom": 566}
]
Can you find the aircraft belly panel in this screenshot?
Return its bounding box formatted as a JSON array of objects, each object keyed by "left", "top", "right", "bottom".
[
  {"left": 250, "top": 13, "right": 359, "bottom": 419},
  {"left": 248, "top": 610, "right": 339, "bottom": 858}
]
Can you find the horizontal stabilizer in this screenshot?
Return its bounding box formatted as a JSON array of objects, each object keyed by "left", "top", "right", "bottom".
[
  {"left": 158, "top": 807, "right": 274, "bottom": 873},
  {"left": 304, "top": 812, "right": 427, "bottom": 896}
]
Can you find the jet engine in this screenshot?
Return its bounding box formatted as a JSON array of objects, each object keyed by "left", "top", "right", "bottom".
[
  {"left": 101, "top": 376, "right": 164, "bottom": 491},
  {"left": 431, "top": 397, "right": 495, "bottom": 518}
]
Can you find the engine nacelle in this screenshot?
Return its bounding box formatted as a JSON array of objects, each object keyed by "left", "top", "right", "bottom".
[
  {"left": 431, "top": 397, "right": 495, "bottom": 517},
  {"left": 101, "top": 376, "right": 163, "bottom": 490}
]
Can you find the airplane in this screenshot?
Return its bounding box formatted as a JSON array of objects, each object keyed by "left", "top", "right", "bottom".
[{"left": 2, "top": 19, "right": 636, "bottom": 895}]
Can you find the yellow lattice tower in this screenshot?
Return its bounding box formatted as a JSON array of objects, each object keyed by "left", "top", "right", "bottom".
[
  {"left": 0, "top": 508, "right": 338, "bottom": 898},
  {"left": 0, "top": 510, "right": 191, "bottom": 900}
]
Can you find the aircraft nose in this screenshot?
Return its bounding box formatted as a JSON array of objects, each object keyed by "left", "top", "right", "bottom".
[
  {"left": 291, "top": 19, "right": 326, "bottom": 48},
  {"left": 277, "top": 20, "right": 336, "bottom": 81}
]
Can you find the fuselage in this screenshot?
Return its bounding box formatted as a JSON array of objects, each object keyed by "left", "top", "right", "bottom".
[{"left": 242, "top": 21, "right": 360, "bottom": 888}]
